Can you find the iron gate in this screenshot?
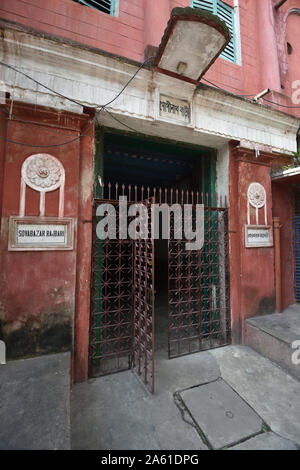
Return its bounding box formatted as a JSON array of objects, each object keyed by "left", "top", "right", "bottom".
[
  {"left": 89, "top": 186, "right": 155, "bottom": 392},
  {"left": 132, "top": 199, "right": 155, "bottom": 393},
  {"left": 89, "top": 184, "right": 231, "bottom": 393},
  {"left": 90, "top": 199, "right": 134, "bottom": 377},
  {"left": 168, "top": 202, "right": 230, "bottom": 358},
  {"left": 293, "top": 215, "right": 300, "bottom": 302}
]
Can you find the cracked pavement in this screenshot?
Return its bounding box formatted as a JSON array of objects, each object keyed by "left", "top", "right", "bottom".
[{"left": 71, "top": 345, "right": 300, "bottom": 450}]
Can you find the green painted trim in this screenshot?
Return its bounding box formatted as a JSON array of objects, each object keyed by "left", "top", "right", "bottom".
[
  {"left": 191, "top": 0, "right": 237, "bottom": 64},
  {"left": 74, "top": 0, "right": 117, "bottom": 17}
]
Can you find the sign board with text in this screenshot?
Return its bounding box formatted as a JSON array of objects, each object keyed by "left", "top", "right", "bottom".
[
  {"left": 245, "top": 225, "right": 273, "bottom": 248},
  {"left": 159, "top": 94, "right": 191, "bottom": 125},
  {"left": 8, "top": 216, "right": 74, "bottom": 251}
]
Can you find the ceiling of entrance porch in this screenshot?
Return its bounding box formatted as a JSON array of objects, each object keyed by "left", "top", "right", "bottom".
[{"left": 96, "top": 108, "right": 229, "bottom": 150}]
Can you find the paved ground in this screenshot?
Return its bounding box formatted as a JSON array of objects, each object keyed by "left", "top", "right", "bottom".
[
  {"left": 71, "top": 345, "right": 300, "bottom": 450},
  {"left": 0, "top": 353, "right": 71, "bottom": 450},
  {"left": 0, "top": 343, "right": 299, "bottom": 449}
]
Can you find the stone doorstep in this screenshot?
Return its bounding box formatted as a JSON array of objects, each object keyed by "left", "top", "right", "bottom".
[
  {"left": 246, "top": 306, "right": 300, "bottom": 345},
  {"left": 246, "top": 306, "right": 300, "bottom": 381}
]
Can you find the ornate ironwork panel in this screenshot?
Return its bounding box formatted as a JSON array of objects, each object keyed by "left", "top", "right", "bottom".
[
  {"left": 168, "top": 206, "right": 230, "bottom": 358},
  {"left": 132, "top": 200, "right": 155, "bottom": 393},
  {"left": 89, "top": 199, "right": 134, "bottom": 376}
]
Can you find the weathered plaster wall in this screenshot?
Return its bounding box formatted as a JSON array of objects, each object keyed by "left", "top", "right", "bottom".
[
  {"left": 239, "top": 160, "right": 275, "bottom": 325},
  {"left": 216, "top": 143, "right": 229, "bottom": 200},
  {"left": 272, "top": 180, "right": 296, "bottom": 310},
  {"left": 0, "top": 101, "right": 94, "bottom": 363},
  {"left": 285, "top": 12, "right": 300, "bottom": 96},
  {"left": 1, "top": 0, "right": 298, "bottom": 115},
  {"left": 229, "top": 146, "right": 276, "bottom": 342},
  {"left": 272, "top": 0, "right": 300, "bottom": 117}
]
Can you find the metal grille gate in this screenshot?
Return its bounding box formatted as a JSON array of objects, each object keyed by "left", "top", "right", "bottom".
[
  {"left": 89, "top": 184, "right": 230, "bottom": 393},
  {"left": 294, "top": 191, "right": 300, "bottom": 302},
  {"left": 168, "top": 205, "right": 230, "bottom": 358},
  {"left": 132, "top": 200, "right": 155, "bottom": 393},
  {"left": 90, "top": 190, "right": 155, "bottom": 393},
  {"left": 293, "top": 215, "right": 300, "bottom": 302},
  {"left": 90, "top": 199, "right": 134, "bottom": 377}
]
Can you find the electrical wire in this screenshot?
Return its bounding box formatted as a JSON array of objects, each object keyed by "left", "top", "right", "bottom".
[
  {"left": 2, "top": 58, "right": 300, "bottom": 110},
  {"left": 201, "top": 77, "right": 256, "bottom": 97},
  {"left": 103, "top": 108, "right": 141, "bottom": 134},
  {"left": 0, "top": 56, "right": 154, "bottom": 111},
  {"left": 201, "top": 77, "right": 300, "bottom": 108},
  {"left": 0, "top": 56, "right": 155, "bottom": 147},
  {"left": 0, "top": 55, "right": 299, "bottom": 148},
  {"left": 262, "top": 97, "right": 300, "bottom": 109},
  {"left": 0, "top": 116, "right": 95, "bottom": 148},
  {"left": 100, "top": 57, "right": 155, "bottom": 108},
  {"left": 0, "top": 105, "right": 84, "bottom": 138},
  {"left": 0, "top": 61, "right": 86, "bottom": 109}
]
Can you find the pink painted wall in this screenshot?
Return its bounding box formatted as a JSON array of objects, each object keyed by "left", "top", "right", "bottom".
[
  {"left": 272, "top": 0, "right": 300, "bottom": 116},
  {"left": 0, "top": 0, "right": 146, "bottom": 62},
  {"left": 284, "top": 12, "right": 300, "bottom": 100},
  {"left": 0, "top": 0, "right": 299, "bottom": 116}
]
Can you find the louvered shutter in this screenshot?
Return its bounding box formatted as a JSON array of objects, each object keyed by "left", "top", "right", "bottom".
[
  {"left": 76, "top": 0, "right": 115, "bottom": 15},
  {"left": 192, "top": 0, "right": 214, "bottom": 13},
  {"left": 216, "top": 1, "right": 236, "bottom": 62},
  {"left": 191, "top": 0, "right": 236, "bottom": 63}
]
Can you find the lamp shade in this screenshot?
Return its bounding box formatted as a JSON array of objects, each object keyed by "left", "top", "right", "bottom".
[{"left": 154, "top": 7, "right": 231, "bottom": 84}]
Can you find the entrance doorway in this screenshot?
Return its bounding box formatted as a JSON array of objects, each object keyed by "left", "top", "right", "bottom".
[{"left": 89, "top": 130, "right": 231, "bottom": 393}]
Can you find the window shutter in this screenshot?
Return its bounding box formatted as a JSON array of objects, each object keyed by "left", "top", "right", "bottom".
[
  {"left": 216, "top": 1, "right": 236, "bottom": 63},
  {"left": 76, "top": 0, "right": 115, "bottom": 15},
  {"left": 191, "top": 0, "right": 236, "bottom": 63},
  {"left": 192, "top": 0, "right": 214, "bottom": 13}
]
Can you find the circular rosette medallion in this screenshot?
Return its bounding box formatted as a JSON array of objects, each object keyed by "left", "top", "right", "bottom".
[
  {"left": 22, "top": 154, "right": 65, "bottom": 192},
  {"left": 247, "top": 182, "right": 266, "bottom": 209}
]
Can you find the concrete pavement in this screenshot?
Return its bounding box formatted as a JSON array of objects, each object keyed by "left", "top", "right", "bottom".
[
  {"left": 71, "top": 345, "right": 300, "bottom": 450},
  {"left": 0, "top": 352, "right": 71, "bottom": 450}
]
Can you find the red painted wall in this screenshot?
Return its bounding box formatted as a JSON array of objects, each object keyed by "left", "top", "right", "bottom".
[
  {"left": 0, "top": 101, "right": 94, "bottom": 364},
  {"left": 229, "top": 146, "right": 276, "bottom": 341}
]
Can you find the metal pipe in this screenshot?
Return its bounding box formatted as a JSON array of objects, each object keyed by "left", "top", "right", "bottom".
[
  {"left": 275, "top": 0, "right": 287, "bottom": 10},
  {"left": 254, "top": 88, "right": 270, "bottom": 102},
  {"left": 273, "top": 217, "right": 282, "bottom": 313}
]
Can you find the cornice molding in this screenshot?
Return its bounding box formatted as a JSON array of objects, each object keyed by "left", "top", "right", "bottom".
[{"left": 0, "top": 25, "right": 298, "bottom": 154}]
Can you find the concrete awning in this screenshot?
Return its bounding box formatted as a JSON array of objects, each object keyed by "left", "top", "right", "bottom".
[
  {"left": 154, "top": 7, "right": 231, "bottom": 84},
  {"left": 272, "top": 166, "right": 300, "bottom": 183}
]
